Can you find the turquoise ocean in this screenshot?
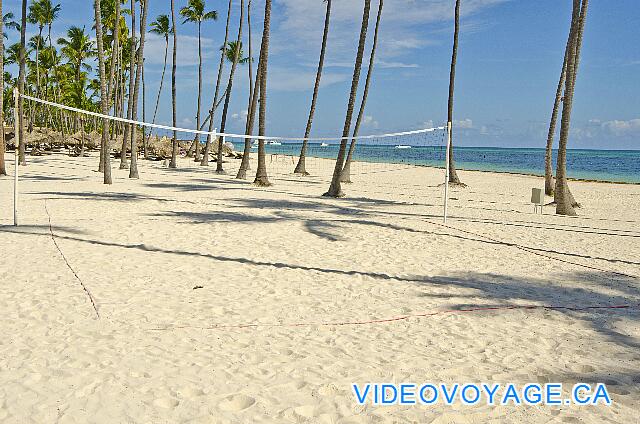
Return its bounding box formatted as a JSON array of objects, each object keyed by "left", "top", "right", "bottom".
[{"left": 260, "top": 143, "right": 640, "bottom": 184}]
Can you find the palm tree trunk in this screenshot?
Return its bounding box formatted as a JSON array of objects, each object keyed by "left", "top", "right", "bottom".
[
  {"left": 192, "top": 21, "right": 203, "bottom": 161},
  {"left": 236, "top": 60, "right": 261, "bottom": 180},
  {"left": 216, "top": 0, "right": 245, "bottom": 174},
  {"left": 341, "top": 0, "right": 383, "bottom": 183},
  {"left": 146, "top": 37, "right": 168, "bottom": 152},
  {"left": 446, "top": 0, "right": 463, "bottom": 186},
  {"left": 142, "top": 57, "right": 148, "bottom": 158},
  {"left": 121, "top": 0, "right": 137, "bottom": 169},
  {"left": 323, "top": 0, "right": 371, "bottom": 197},
  {"left": 18, "top": 0, "right": 27, "bottom": 166},
  {"left": 236, "top": 0, "right": 258, "bottom": 179},
  {"left": 94, "top": 0, "right": 113, "bottom": 184},
  {"left": 294, "top": 0, "right": 332, "bottom": 176},
  {"left": 129, "top": 0, "right": 148, "bottom": 179},
  {"left": 544, "top": 38, "right": 570, "bottom": 196},
  {"left": 0, "top": 0, "right": 6, "bottom": 176},
  {"left": 100, "top": 0, "right": 121, "bottom": 173},
  {"left": 253, "top": 0, "right": 272, "bottom": 186},
  {"left": 555, "top": 0, "right": 586, "bottom": 216},
  {"left": 202, "top": 0, "right": 233, "bottom": 167},
  {"left": 169, "top": 0, "right": 179, "bottom": 168}
]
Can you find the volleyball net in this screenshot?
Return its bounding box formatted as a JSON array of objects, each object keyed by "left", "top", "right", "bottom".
[{"left": 18, "top": 93, "right": 447, "bottom": 180}]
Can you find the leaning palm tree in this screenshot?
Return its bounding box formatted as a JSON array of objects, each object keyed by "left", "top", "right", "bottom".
[
  {"left": 446, "top": 0, "right": 464, "bottom": 186},
  {"left": 180, "top": 0, "right": 217, "bottom": 162},
  {"left": 555, "top": 0, "right": 588, "bottom": 216},
  {"left": 94, "top": 0, "right": 112, "bottom": 184},
  {"left": 146, "top": 14, "right": 171, "bottom": 150},
  {"left": 201, "top": 0, "right": 232, "bottom": 167},
  {"left": 169, "top": 0, "right": 179, "bottom": 168},
  {"left": 17, "top": 0, "right": 28, "bottom": 166},
  {"left": 216, "top": 36, "right": 249, "bottom": 174},
  {"left": 341, "top": 0, "right": 384, "bottom": 183},
  {"left": 253, "top": 0, "right": 271, "bottom": 186},
  {"left": 129, "top": 0, "right": 148, "bottom": 179},
  {"left": 323, "top": 0, "right": 372, "bottom": 197},
  {"left": 293, "top": 0, "right": 332, "bottom": 176},
  {"left": 544, "top": 40, "right": 570, "bottom": 196}
]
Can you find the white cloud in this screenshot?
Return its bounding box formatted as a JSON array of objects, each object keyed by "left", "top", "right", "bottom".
[
  {"left": 362, "top": 115, "right": 379, "bottom": 129},
  {"left": 144, "top": 33, "right": 218, "bottom": 68},
  {"left": 268, "top": 67, "right": 349, "bottom": 92},
  {"left": 454, "top": 118, "right": 473, "bottom": 129},
  {"left": 274, "top": 0, "right": 507, "bottom": 69},
  {"left": 601, "top": 118, "right": 640, "bottom": 136}
]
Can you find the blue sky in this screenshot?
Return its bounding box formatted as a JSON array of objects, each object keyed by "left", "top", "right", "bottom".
[{"left": 4, "top": 0, "right": 639, "bottom": 149}]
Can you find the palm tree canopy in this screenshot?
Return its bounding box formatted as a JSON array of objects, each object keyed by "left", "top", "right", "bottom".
[
  {"left": 57, "top": 26, "right": 96, "bottom": 71},
  {"left": 180, "top": 0, "right": 218, "bottom": 24},
  {"left": 3, "top": 12, "right": 21, "bottom": 35},
  {"left": 28, "top": 35, "right": 47, "bottom": 53},
  {"left": 221, "top": 41, "right": 250, "bottom": 64},
  {"left": 29, "top": 0, "right": 61, "bottom": 27},
  {"left": 150, "top": 14, "right": 173, "bottom": 39}
]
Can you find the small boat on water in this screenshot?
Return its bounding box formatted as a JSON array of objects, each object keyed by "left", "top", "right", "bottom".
[
  {"left": 320, "top": 142, "right": 329, "bottom": 147},
  {"left": 267, "top": 140, "right": 281, "bottom": 146},
  {"left": 395, "top": 145, "right": 412, "bottom": 149}
]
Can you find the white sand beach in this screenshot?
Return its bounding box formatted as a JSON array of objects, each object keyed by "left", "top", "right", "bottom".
[{"left": 0, "top": 153, "right": 639, "bottom": 423}]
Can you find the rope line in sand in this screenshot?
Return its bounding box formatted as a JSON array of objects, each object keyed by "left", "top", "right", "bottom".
[
  {"left": 44, "top": 199, "right": 100, "bottom": 319},
  {"left": 146, "top": 304, "right": 637, "bottom": 331},
  {"left": 427, "top": 220, "right": 640, "bottom": 280}
]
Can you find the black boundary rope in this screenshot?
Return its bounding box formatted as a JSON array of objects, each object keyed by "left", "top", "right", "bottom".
[
  {"left": 428, "top": 219, "right": 639, "bottom": 280},
  {"left": 44, "top": 199, "right": 100, "bottom": 319}
]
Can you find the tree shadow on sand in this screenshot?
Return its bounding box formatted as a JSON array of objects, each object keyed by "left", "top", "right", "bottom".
[{"left": 411, "top": 271, "right": 640, "bottom": 349}]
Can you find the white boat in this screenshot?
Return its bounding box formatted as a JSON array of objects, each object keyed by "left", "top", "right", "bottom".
[
  {"left": 320, "top": 142, "right": 329, "bottom": 147},
  {"left": 266, "top": 140, "right": 281, "bottom": 146},
  {"left": 395, "top": 145, "right": 412, "bottom": 149}
]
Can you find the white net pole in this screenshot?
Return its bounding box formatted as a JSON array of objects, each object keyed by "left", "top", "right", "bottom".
[{"left": 13, "top": 88, "right": 19, "bottom": 227}]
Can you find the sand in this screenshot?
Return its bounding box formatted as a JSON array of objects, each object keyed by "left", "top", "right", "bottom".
[{"left": 0, "top": 152, "right": 639, "bottom": 423}]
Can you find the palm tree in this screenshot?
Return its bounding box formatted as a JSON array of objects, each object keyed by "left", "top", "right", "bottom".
[
  {"left": 3, "top": 12, "right": 20, "bottom": 37},
  {"left": 27, "top": 0, "right": 45, "bottom": 97},
  {"left": 201, "top": 0, "right": 232, "bottom": 167},
  {"left": 236, "top": 0, "right": 257, "bottom": 179},
  {"left": 216, "top": 35, "right": 248, "bottom": 174},
  {"left": 341, "top": 0, "right": 384, "bottom": 183},
  {"left": 100, "top": 0, "right": 121, "bottom": 173},
  {"left": 57, "top": 26, "right": 95, "bottom": 107},
  {"left": 17, "top": 0, "right": 28, "bottom": 166},
  {"left": 180, "top": 0, "right": 217, "bottom": 162},
  {"left": 544, "top": 40, "right": 570, "bottom": 196},
  {"left": 146, "top": 14, "right": 171, "bottom": 151},
  {"left": 94, "top": 0, "right": 112, "bottom": 184},
  {"left": 0, "top": 2, "right": 6, "bottom": 176},
  {"left": 129, "top": 0, "right": 148, "bottom": 179},
  {"left": 323, "top": 0, "right": 372, "bottom": 197},
  {"left": 555, "top": 0, "right": 588, "bottom": 216},
  {"left": 253, "top": 0, "right": 272, "bottom": 186},
  {"left": 446, "top": 0, "right": 464, "bottom": 186},
  {"left": 293, "top": 0, "right": 332, "bottom": 176},
  {"left": 169, "top": 0, "right": 178, "bottom": 168},
  {"left": 120, "top": 0, "right": 137, "bottom": 169}
]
